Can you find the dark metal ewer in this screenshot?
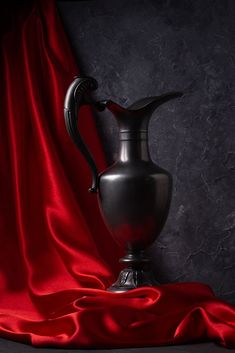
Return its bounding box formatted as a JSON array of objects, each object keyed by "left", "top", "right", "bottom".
[{"left": 64, "top": 77, "right": 182, "bottom": 292}]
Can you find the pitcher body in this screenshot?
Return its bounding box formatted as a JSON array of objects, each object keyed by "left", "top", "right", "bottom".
[{"left": 64, "top": 76, "right": 182, "bottom": 291}]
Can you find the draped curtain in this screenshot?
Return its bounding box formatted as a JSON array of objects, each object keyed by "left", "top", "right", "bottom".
[{"left": 0, "top": 0, "right": 235, "bottom": 348}]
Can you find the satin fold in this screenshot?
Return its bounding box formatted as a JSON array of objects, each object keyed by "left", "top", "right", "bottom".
[{"left": 0, "top": 0, "right": 235, "bottom": 349}]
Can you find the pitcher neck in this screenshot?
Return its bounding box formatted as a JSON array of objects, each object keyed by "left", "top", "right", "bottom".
[{"left": 118, "top": 130, "right": 151, "bottom": 162}]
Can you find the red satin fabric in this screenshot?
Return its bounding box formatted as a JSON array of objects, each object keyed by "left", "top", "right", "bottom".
[{"left": 1, "top": 0, "right": 235, "bottom": 349}]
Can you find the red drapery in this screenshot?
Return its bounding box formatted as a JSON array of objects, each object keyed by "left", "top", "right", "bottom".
[{"left": 1, "top": 0, "right": 235, "bottom": 349}]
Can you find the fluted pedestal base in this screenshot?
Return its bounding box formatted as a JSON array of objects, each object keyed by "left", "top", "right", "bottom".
[{"left": 108, "top": 251, "right": 158, "bottom": 292}]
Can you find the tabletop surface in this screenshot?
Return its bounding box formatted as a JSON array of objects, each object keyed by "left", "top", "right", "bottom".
[{"left": 0, "top": 339, "right": 233, "bottom": 353}]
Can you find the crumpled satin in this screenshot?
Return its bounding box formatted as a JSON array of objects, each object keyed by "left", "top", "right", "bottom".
[{"left": 0, "top": 0, "right": 235, "bottom": 349}]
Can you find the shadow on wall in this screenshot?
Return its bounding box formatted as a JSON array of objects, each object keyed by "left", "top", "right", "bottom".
[{"left": 58, "top": 0, "right": 235, "bottom": 304}]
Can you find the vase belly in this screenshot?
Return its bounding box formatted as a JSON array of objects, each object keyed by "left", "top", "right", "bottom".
[{"left": 98, "top": 161, "right": 172, "bottom": 251}]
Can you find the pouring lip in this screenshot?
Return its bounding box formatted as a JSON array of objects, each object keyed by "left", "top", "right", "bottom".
[
  {"left": 127, "top": 92, "right": 183, "bottom": 111},
  {"left": 97, "top": 92, "right": 183, "bottom": 113},
  {"left": 97, "top": 99, "right": 144, "bottom": 112}
]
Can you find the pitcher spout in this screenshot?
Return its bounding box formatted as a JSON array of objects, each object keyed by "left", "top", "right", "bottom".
[
  {"left": 97, "top": 92, "right": 183, "bottom": 131},
  {"left": 128, "top": 92, "right": 183, "bottom": 115}
]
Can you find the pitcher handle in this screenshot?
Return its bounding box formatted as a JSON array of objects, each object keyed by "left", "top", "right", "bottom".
[{"left": 64, "top": 77, "right": 103, "bottom": 193}]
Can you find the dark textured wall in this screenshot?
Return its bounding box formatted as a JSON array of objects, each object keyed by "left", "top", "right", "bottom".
[{"left": 57, "top": 0, "right": 235, "bottom": 304}]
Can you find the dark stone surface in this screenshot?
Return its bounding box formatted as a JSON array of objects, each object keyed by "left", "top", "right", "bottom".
[
  {"left": 57, "top": 0, "right": 235, "bottom": 305},
  {"left": 0, "top": 338, "right": 232, "bottom": 352}
]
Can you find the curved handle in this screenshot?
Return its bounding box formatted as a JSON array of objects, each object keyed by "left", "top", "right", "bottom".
[{"left": 64, "top": 77, "right": 101, "bottom": 193}]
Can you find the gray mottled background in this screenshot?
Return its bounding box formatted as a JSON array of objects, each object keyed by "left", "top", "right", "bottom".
[{"left": 57, "top": 0, "right": 235, "bottom": 304}]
